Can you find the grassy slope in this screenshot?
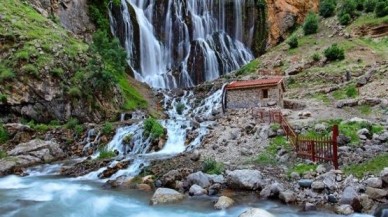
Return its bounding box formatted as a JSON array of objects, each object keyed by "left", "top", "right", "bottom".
[{"left": 0, "top": 0, "right": 148, "bottom": 119}]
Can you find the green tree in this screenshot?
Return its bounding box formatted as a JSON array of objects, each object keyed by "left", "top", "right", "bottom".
[
  {"left": 324, "top": 44, "right": 345, "bottom": 61},
  {"left": 375, "top": 2, "right": 388, "bottom": 17},
  {"left": 303, "top": 12, "right": 319, "bottom": 35},
  {"left": 319, "top": 0, "right": 336, "bottom": 17},
  {"left": 287, "top": 36, "right": 298, "bottom": 49},
  {"left": 364, "top": 0, "right": 377, "bottom": 12}
]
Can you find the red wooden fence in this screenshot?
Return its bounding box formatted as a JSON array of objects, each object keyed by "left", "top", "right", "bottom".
[{"left": 255, "top": 109, "right": 339, "bottom": 169}]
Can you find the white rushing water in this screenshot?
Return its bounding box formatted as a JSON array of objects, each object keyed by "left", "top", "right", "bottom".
[{"left": 111, "top": 0, "right": 254, "bottom": 89}]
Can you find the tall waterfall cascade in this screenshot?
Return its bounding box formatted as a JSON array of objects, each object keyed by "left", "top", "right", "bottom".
[{"left": 109, "top": 0, "right": 266, "bottom": 89}]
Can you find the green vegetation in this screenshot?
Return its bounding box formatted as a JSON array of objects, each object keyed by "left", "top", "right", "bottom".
[
  {"left": 339, "top": 13, "right": 352, "bottom": 25},
  {"left": 143, "top": 118, "right": 165, "bottom": 140},
  {"left": 51, "top": 68, "right": 64, "bottom": 77},
  {"left": 319, "top": 0, "right": 336, "bottom": 18},
  {"left": 375, "top": 1, "right": 388, "bottom": 17},
  {"left": 332, "top": 84, "right": 358, "bottom": 99},
  {"left": 0, "top": 124, "right": 9, "bottom": 143},
  {"left": 270, "top": 123, "right": 281, "bottom": 131},
  {"left": 324, "top": 44, "right": 345, "bottom": 61},
  {"left": 0, "top": 150, "right": 7, "bottom": 159},
  {"left": 98, "top": 148, "right": 116, "bottom": 159},
  {"left": 0, "top": 94, "right": 7, "bottom": 103},
  {"left": 303, "top": 12, "right": 319, "bottom": 35},
  {"left": 68, "top": 87, "right": 82, "bottom": 98},
  {"left": 355, "top": 0, "right": 365, "bottom": 11},
  {"left": 289, "top": 163, "right": 318, "bottom": 176},
  {"left": 0, "top": 64, "right": 15, "bottom": 83},
  {"left": 202, "top": 157, "right": 224, "bottom": 175},
  {"left": 255, "top": 136, "right": 290, "bottom": 165},
  {"left": 358, "top": 105, "right": 372, "bottom": 115},
  {"left": 64, "top": 118, "right": 84, "bottom": 135},
  {"left": 344, "top": 153, "right": 388, "bottom": 178},
  {"left": 312, "top": 53, "right": 322, "bottom": 62},
  {"left": 287, "top": 36, "right": 299, "bottom": 49},
  {"left": 364, "top": 0, "right": 377, "bottom": 12},
  {"left": 338, "top": 0, "right": 356, "bottom": 25},
  {"left": 312, "top": 93, "right": 331, "bottom": 105},
  {"left": 102, "top": 122, "right": 114, "bottom": 135},
  {"left": 176, "top": 103, "right": 185, "bottom": 115},
  {"left": 123, "top": 134, "right": 133, "bottom": 144},
  {"left": 235, "top": 59, "right": 260, "bottom": 76}
]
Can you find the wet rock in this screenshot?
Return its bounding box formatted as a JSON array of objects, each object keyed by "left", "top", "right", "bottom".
[
  {"left": 328, "top": 194, "right": 338, "bottom": 203},
  {"left": 150, "top": 188, "right": 185, "bottom": 205},
  {"left": 214, "top": 196, "right": 234, "bottom": 210},
  {"left": 208, "top": 183, "right": 221, "bottom": 196},
  {"left": 374, "top": 204, "right": 388, "bottom": 217},
  {"left": 189, "top": 184, "right": 207, "bottom": 196},
  {"left": 137, "top": 184, "right": 152, "bottom": 191},
  {"left": 279, "top": 190, "right": 296, "bottom": 204},
  {"left": 226, "top": 170, "right": 263, "bottom": 190},
  {"left": 60, "top": 159, "right": 111, "bottom": 177},
  {"left": 98, "top": 160, "right": 130, "bottom": 179},
  {"left": 366, "top": 187, "right": 387, "bottom": 199},
  {"left": 298, "top": 179, "right": 313, "bottom": 188},
  {"left": 187, "top": 171, "right": 211, "bottom": 188},
  {"left": 364, "top": 177, "right": 383, "bottom": 188},
  {"left": 335, "top": 204, "right": 354, "bottom": 215},
  {"left": 303, "top": 202, "right": 317, "bottom": 211},
  {"left": 238, "top": 208, "right": 275, "bottom": 217}
]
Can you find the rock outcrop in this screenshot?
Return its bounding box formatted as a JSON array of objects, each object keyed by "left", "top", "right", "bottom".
[{"left": 150, "top": 188, "right": 185, "bottom": 205}]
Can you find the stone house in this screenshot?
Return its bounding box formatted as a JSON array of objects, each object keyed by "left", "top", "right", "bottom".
[{"left": 222, "top": 77, "right": 285, "bottom": 110}]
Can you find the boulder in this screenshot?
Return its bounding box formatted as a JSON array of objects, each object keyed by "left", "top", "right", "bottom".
[
  {"left": 238, "top": 208, "right": 275, "bottom": 217},
  {"left": 378, "top": 132, "right": 388, "bottom": 143},
  {"left": 161, "top": 169, "right": 193, "bottom": 188},
  {"left": 311, "top": 181, "right": 325, "bottom": 191},
  {"left": 279, "top": 190, "right": 296, "bottom": 204},
  {"left": 314, "top": 124, "right": 327, "bottom": 133},
  {"left": 98, "top": 160, "right": 130, "bottom": 179},
  {"left": 8, "top": 139, "right": 64, "bottom": 157},
  {"left": 137, "top": 184, "right": 152, "bottom": 191},
  {"left": 150, "top": 188, "right": 185, "bottom": 205},
  {"left": 208, "top": 183, "right": 222, "bottom": 196},
  {"left": 260, "top": 182, "right": 284, "bottom": 199},
  {"left": 303, "top": 202, "right": 317, "bottom": 211},
  {"left": 381, "top": 168, "right": 388, "bottom": 185},
  {"left": 340, "top": 186, "right": 359, "bottom": 205},
  {"left": 189, "top": 184, "right": 207, "bottom": 196},
  {"left": 335, "top": 204, "right": 354, "bottom": 215},
  {"left": 364, "top": 177, "right": 383, "bottom": 188},
  {"left": 316, "top": 164, "right": 326, "bottom": 174},
  {"left": 214, "top": 196, "right": 234, "bottom": 210},
  {"left": 365, "top": 187, "right": 387, "bottom": 199},
  {"left": 206, "top": 174, "right": 225, "bottom": 184},
  {"left": 186, "top": 171, "right": 211, "bottom": 188},
  {"left": 298, "top": 179, "right": 313, "bottom": 188},
  {"left": 226, "top": 170, "right": 263, "bottom": 190},
  {"left": 190, "top": 150, "right": 201, "bottom": 161},
  {"left": 359, "top": 194, "right": 373, "bottom": 211}
]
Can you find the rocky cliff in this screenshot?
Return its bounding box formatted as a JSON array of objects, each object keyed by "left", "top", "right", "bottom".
[{"left": 266, "top": 0, "right": 319, "bottom": 45}]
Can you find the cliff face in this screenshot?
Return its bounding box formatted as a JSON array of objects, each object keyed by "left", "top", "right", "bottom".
[{"left": 266, "top": 0, "right": 319, "bottom": 45}]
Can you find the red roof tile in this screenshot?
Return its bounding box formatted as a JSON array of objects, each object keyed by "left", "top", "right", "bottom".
[{"left": 226, "top": 77, "right": 284, "bottom": 90}]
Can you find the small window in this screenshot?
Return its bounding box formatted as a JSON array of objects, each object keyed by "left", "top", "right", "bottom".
[{"left": 263, "top": 89, "right": 268, "bottom": 99}]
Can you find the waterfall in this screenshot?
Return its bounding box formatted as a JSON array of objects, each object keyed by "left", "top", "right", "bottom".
[{"left": 110, "top": 0, "right": 261, "bottom": 89}]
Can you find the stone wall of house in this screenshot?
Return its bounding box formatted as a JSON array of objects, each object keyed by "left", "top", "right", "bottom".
[{"left": 226, "top": 86, "right": 283, "bottom": 109}]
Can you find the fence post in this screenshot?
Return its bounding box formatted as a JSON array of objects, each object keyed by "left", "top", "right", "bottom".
[
  {"left": 311, "top": 141, "right": 316, "bottom": 162},
  {"left": 332, "top": 125, "right": 339, "bottom": 169}
]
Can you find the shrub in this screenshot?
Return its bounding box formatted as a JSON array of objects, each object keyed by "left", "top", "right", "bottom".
[
  {"left": 176, "top": 102, "right": 185, "bottom": 115},
  {"left": 319, "top": 0, "right": 336, "bottom": 17},
  {"left": 51, "top": 68, "right": 64, "bottom": 77},
  {"left": 65, "top": 118, "right": 79, "bottom": 129},
  {"left": 375, "top": 2, "right": 388, "bottom": 17},
  {"left": 202, "top": 158, "right": 224, "bottom": 175},
  {"left": 338, "top": 0, "right": 357, "bottom": 16},
  {"left": 21, "top": 64, "right": 39, "bottom": 76},
  {"left": 74, "top": 125, "right": 84, "bottom": 135},
  {"left": 143, "top": 118, "right": 165, "bottom": 140},
  {"left": 0, "top": 65, "right": 15, "bottom": 83},
  {"left": 287, "top": 36, "right": 299, "bottom": 49},
  {"left": 0, "top": 94, "right": 7, "bottom": 103},
  {"left": 303, "top": 12, "right": 319, "bottom": 35},
  {"left": 355, "top": 0, "right": 365, "bottom": 10},
  {"left": 102, "top": 122, "right": 114, "bottom": 135},
  {"left": 68, "top": 87, "right": 81, "bottom": 98},
  {"left": 364, "top": 0, "right": 377, "bottom": 12},
  {"left": 98, "top": 148, "right": 116, "bottom": 159},
  {"left": 324, "top": 44, "right": 345, "bottom": 61},
  {"left": 339, "top": 13, "right": 352, "bottom": 25},
  {"left": 0, "top": 124, "right": 9, "bottom": 143},
  {"left": 312, "top": 53, "right": 322, "bottom": 62},
  {"left": 345, "top": 85, "right": 358, "bottom": 98}
]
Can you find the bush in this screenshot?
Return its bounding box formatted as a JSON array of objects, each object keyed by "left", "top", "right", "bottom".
[
  {"left": 102, "top": 122, "right": 114, "bottom": 135},
  {"left": 68, "top": 87, "right": 81, "bottom": 98},
  {"left": 345, "top": 85, "right": 358, "bottom": 98},
  {"left": 176, "top": 102, "right": 185, "bottom": 115},
  {"left": 0, "top": 124, "right": 9, "bottom": 143},
  {"left": 324, "top": 44, "right": 345, "bottom": 61},
  {"left": 0, "top": 94, "right": 7, "bottom": 103},
  {"left": 65, "top": 118, "right": 79, "bottom": 129},
  {"left": 0, "top": 65, "right": 15, "bottom": 83},
  {"left": 287, "top": 36, "right": 299, "bottom": 49},
  {"left": 74, "top": 125, "right": 84, "bottom": 135},
  {"left": 355, "top": 0, "right": 365, "bottom": 10},
  {"left": 51, "top": 68, "right": 64, "bottom": 77},
  {"left": 143, "top": 118, "right": 165, "bottom": 140},
  {"left": 339, "top": 13, "right": 352, "bottom": 25},
  {"left": 21, "top": 64, "right": 39, "bottom": 76},
  {"left": 319, "top": 0, "right": 336, "bottom": 17},
  {"left": 338, "top": 0, "right": 357, "bottom": 16},
  {"left": 303, "top": 12, "right": 319, "bottom": 35},
  {"left": 98, "top": 148, "right": 116, "bottom": 159},
  {"left": 364, "top": 0, "right": 377, "bottom": 12},
  {"left": 375, "top": 2, "right": 388, "bottom": 17},
  {"left": 312, "top": 53, "right": 322, "bottom": 62},
  {"left": 202, "top": 158, "right": 224, "bottom": 175}
]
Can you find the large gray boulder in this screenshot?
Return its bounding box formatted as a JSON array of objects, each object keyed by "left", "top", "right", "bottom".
[
  {"left": 340, "top": 186, "right": 359, "bottom": 205},
  {"left": 186, "top": 171, "right": 211, "bottom": 188},
  {"left": 150, "top": 188, "right": 185, "bottom": 205},
  {"left": 189, "top": 184, "right": 207, "bottom": 196},
  {"left": 279, "top": 190, "right": 296, "bottom": 204},
  {"left": 238, "top": 208, "right": 275, "bottom": 217},
  {"left": 364, "top": 177, "right": 383, "bottom": 188},
  {"left": 365, "top": 187, "right": 387, "bottom": 199},
  {"left": 226, "top": 170, "right": 264, "bottom": 190},
  {"left": 214, "top": 196, "right": 234, "bottom": 210}
]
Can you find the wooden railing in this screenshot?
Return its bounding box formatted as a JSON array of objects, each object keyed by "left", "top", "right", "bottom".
[{"left": 255, "top": 109, "right": 339, "bottom": 169}]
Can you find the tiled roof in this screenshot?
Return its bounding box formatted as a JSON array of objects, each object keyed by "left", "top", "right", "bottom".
[{"left": 226, "top": 77, "right": 284, "bottom": 90}]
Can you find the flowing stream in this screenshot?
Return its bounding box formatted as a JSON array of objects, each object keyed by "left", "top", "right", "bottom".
[{"left": 0, "top": 174, "right": 373, "bottom": 217}]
